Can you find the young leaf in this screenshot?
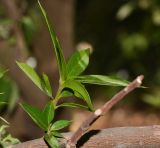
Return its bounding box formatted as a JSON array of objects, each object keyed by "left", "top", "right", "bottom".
[
  {"left": 59, "top": 89, "right": 73, "bottom": 98},
  {"left": 42, "top": 73, "right": 53, "bottom": 97},
  {"left": 0, "top": 69, "right": 8, "bottom": 79},
  {"left": 20, "top": 103, "right": 48, "bottom": 130},
  {"left": 75, "top": 75, "right": 129, "bottom": 86},
  {"left": 66, "top": 49, "right": 90, "bottom": 77},
  {"left": 44, "top": 134, "right": 59, "bottom": 148},
  {"left": 50, "top": 120, "right": 71, "bottom": 131},
  {"left": 63, "top": 80, "right": 94, "bottom": 111},
  {"left": 51, "top": 131, "right": 63, "bottom": 138},
  {"left": 60, "top": 88, "right": 83, "bottom": 99},
  {"left": 17, "top": 62, "right": 52, "bottom": 97},
  {"left": 42, "top": 101, "right": 55, "bottom": 127},
  {"left": 57, "top": 102, "right": 89, "bottom": 110},
  {"left": 38, "top": 1, "right": 66, "bottom": 81}
]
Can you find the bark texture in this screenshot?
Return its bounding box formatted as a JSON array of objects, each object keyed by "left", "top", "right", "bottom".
[{"left": 12, "top": 125, "right": 160, "bottom": 148}]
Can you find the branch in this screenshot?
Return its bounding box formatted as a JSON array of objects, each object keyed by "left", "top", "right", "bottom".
[
  {"left": 67, "top": 75, "right": 144, "bottom": 147},
  {"left": 12, "top": 125, "right": 160, "bottom": 148}
]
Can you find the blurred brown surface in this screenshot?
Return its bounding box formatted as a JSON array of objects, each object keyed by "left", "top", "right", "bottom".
[{"left": 70, "top": 105, "right": 160, "bottom": 132}]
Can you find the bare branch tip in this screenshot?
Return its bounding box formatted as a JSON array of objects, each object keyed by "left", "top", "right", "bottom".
[
  {"left": 136, "top": 75, "right": 144, "bottom": 84},
  {"left": 94, "top": 109, "right": 102, "bottom": 116}
]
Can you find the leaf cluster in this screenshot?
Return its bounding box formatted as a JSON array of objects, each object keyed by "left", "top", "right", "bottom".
[
  {"left": 0, "top": 125, "right": 20, "bottom": 147},
  {"left": 17, "top": 1, "right": 129, "bottom": 147}
]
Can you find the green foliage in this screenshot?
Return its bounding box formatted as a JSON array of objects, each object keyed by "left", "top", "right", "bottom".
[
  {"left": 0, "top": 69, "right": 8, "bottom": 79},
  {"left": 17, "top": 62, "right": 53, "bottom": 98},
  {"left": 0, "top": 125, "right": 20, "bottom": 147},
  {"left": 0, "top": 68, "right": 19, "bottom": 112},
  {"left": 66, "top": 49, "right": 90, "bottom": 77},
  {"left": 57, "top": 102, "right": 89, "bottom": 110},
  {"left": 63, "top": 80, "right": 93, "bottom": 111},
  {"left": 44, "top": 119, "right": 71, "bottom": 148},
  {"left": 143, "top": 88, "right": 160, "bottom": 108},
  {"left": 120, "top": 33, "right": 148, "bottom": 58},
  {"left": 44, "top": 134, "right": 59, "bottom": 148},
  {"left": 0, "top": 19, "right": 13, "bottom": 40},
  {"left": 21, "top": 16, "right": 37, "bottom": 45},
  {"left": 20, "top": 101, "right": 54, "bottom": 130},
  {"left": 75, "top": 75, "right": 129, "bottom": 86},
  {"left": 17, "top": 1, "right": 131, "bottom": 147},
  {"left": 50, "top": 120, "right": 71, "bottom": 131},
  {"left": 38, "top": 0, "right": 67, "bottom": 82}
]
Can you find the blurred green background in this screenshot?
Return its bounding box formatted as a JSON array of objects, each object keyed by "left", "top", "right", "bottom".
[{"left": 0, "top": 0, "right": 160, "bottom": 141}]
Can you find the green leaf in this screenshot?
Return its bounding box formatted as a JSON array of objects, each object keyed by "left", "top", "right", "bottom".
[
  {"left": 60, "top": 89, "right": 74, "bottom": 98},
  {"left": 20, "top": 103, "right": 48, "bottom": 130},
  {"left": 57, "top": 103, "right": 89, "bottom": 110},
  {"left": 7, "top": 82, "right": 19, "bottom": 112},
  {"left": 42, "top": 101, "right": 54, "bottom": 126},
  {"left": 64, "top": 80, "right": 94, "bottom": 111},
  {"left": 0, "top": 69, "right": 8, "bottom": 79},
  {"left": 42, "top": 73, "right": 53, "bottom": 97},
  {"left": 44, "top": 134, "right": 59, "bottom": 148},
  {"left": 66, "top": 49, "right": 90, "bottom": 77},
  {"left": 0, "top": 76, "right": 19, "bottom": 113},
  {"left": 1, "top": 134, "right": 20, "bottom": 147},
  {"left": 60, "top": 89, "right": 82, "bottom": 99},
  {"left": 75, "top": 75, "right": 129, "bottom": 86},
  {"left": 17, "top": 62, "right": 52, "bottom": 97},
  {"left": 17, "top": 62, "right": 41, "bottom": 88},
  {"left": 50, "top": 120, "right": 71, "bottom": 131},
  {"left": 38, "top": 1, "right": 66, "bottom": 81},
  {"left": 51, "top": 131, "right": 63, "bottom": 138},
  {"left": 21, "top": 16, "right": 36, "bottom": 45},
  {"left": 0, "top": 125, "right": 9, "bottom": 133}
]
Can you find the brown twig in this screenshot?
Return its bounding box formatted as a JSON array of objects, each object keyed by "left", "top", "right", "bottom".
[{"left": 67, "top": 75, "right": 144, "bottom": 148}]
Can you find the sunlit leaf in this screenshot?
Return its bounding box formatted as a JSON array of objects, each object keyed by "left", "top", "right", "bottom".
[
  {"left": 17, "top": 62, "right": 52, "bottom": 97},
  {"left": 42, "top": 101, "right": 54, "bottom": 126},
  {"left": 66, "top": 49, "right": 90, "bottom": 77},
  {"left": 20, "top": 103, "right": 48, "bottom": 130},
  {"left": 0, "top": 125, "right": 20, "bottom": 147},
  {"left": 50, "top": 120, "right": 71, "bottom": 131},
  {"left": 75, "top": 75, "right": 129, "bottom": 86},
  {"left": 17, "top": 62, "right": 42, "bottom": 90},
  {"left": 44, "top": 134, "right": 59, "bottom": 148},
  {"left": 63, "top": 80, "right": 94, "bottom": 111},
  {"left": 38, "top": 1, "right": 67, "bottom": 81},
  {"left": 1, "top": 134, "right": 20, "bottom": 147}
]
